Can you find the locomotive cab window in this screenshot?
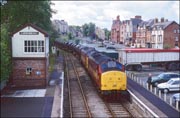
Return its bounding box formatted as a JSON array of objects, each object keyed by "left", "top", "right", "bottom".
[{"left": 101, "top": 61, "right": 123, "bottom": 72}]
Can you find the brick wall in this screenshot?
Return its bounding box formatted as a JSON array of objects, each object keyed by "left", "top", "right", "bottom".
[
  {"left": 164, "top": 22, "right": 180, "bottom": 48},
  {"left": 12, "top": 59, "right": 47, "bottom": 88}
]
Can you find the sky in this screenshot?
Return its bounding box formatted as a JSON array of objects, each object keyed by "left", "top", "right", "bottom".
[{"left": 51, "top": 1, "right": 179, "bottom": 30}]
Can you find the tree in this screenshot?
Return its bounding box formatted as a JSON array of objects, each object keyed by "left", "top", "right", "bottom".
[
  {"left": 82, "top": 23, "right": 89, "bottom": 37},
  {"left": 88, "top": 22, "right": 95, "bottom": 39},
  {"left": 82, "top": 22, "right": 96, "bottom": 39},
  {"left": 0, "top": 1, "right": 56, "bottom": 82},
  {"left": 1, "top": 1, "right": 55, "bottom": 33},
  {"left": 104, "top": 28, "right": 111, "bottom": 40},
  {"left": 68, "top": 33, "right": 73, "bottom": 39},
  {"left": 0, "top": 23, "right": 11, "bottom": 82}
]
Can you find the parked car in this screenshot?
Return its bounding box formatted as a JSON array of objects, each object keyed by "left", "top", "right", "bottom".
[
  {"left": 172, "top": 93, "right": 180, "bottom": 104},
  {"left": 149, "top": 72, "right": 180, "bottom": 86},
  {"left": 157, "top": 78, "right": 180, "bottom": 93},
  {"left": 106, "top": 46, "right": 116, "bottom": 50}
]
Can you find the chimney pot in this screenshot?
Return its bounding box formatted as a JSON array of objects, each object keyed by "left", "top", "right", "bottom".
[
  {"left": 161, "top": 17, "right": 164, "bottom": 22},
  {"left": 135, "top": 15, "right": 142, "bottom": 19},
  {"left": 154, "top": 18, "right": 158, "bottom": 23},
  {"left": 117, "top": 15, "right": 120, "bottom": 20}
]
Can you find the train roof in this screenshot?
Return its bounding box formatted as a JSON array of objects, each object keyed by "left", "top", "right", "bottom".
[
  {"left": 89, "top": 50, "right": 113, "bottom": 64},
  {"left": 95, "top": 55, "right": 112, "bottom": 64},
  {"left": 81, "top": 47, "right": 95, "bottom": 54}
]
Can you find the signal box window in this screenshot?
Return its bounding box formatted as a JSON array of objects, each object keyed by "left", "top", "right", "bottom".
[
  {"left": 26, "top": 67, "right": 32, "bottom": 75},
  {"left": 24, "top": 40, "right": 44, "bottom": 53}
]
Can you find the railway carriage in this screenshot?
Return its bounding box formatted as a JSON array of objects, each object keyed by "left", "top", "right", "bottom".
[
  {"left": 80, "top": 47, "right": 95, "bottom": 69},
  {"left": 54, "top": 40, "right": 130, "bottom": 101}
]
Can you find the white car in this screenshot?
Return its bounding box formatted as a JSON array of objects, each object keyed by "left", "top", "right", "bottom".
[{"left": 157, "top": 78, "right": 180, "bottom": 93}]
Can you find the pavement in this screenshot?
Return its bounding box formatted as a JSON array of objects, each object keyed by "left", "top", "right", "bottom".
[{"left": 1, "top": 54, "right": 64, "bottom": 118}]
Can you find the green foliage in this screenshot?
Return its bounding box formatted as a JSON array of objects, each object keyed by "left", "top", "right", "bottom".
[
  {"left": 103, "top": 28, "right": 111, "bottom": 40},
  {"left": 82, "top": 22, "right": 95, "bottom": 39},
  {"left": 164, "top": 44, "right": 171, "bottom": 49},
  {"left": 1, "top": 1, "right": 55, "bottom": 32},
  {"left": 60, "top": 35, "right": 69, "bottom": 41},
  {"left": 82, "top": 23, "right": 89, "bottom": 37},
  {"left": 88, "top": 22, "right": 95, "bottom": 39},
  {"left": 68, "top": 33, "right": 73, "bottom": 39},
  {"left": 0, "top": 23, "right": 12, "bottom": 82},
  {"left": 48, "top": 53, "right": 55, "bottom": 73},
  {"left": 0, "top": 1, "right": 56, "bottom": 82}
]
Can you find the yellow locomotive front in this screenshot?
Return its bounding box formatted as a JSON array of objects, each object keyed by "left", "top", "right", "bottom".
[
  {"left": 101, "top": 71, "right": 127, "bottom": 91},
  {"left": 98, "top": 60, "right": 127, "bottom": 91}
]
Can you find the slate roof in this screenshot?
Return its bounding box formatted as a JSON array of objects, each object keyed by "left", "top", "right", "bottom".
[
  {"left": 151, "top": 21, "right": 176, "bottom": 29},
  {"left": 138, "top": 19, "right": 155, "bottom": 30},
  {"left": 146, "top": 19, "right": 155, "bottom": 27},
  {"left": 130, "top": 18, "right": 142, "bottom": 32}
]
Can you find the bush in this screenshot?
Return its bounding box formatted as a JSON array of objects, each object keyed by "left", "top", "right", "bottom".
[{"left": 164, "top": 44, "right": 171, "bottom": 49}]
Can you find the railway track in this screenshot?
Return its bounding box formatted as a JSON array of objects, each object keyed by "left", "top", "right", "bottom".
[
  {"left": 106, "top": 103, "right": 132, "bottom": 117},
  {"left": 63, "top": 51, "right": 132, "bottom": 117},
  {"left": 64, "top": 52, "right": 91, "bottom": 117}
]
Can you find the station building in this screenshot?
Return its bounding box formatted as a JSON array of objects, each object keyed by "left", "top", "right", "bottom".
[{"left": 10, "top": 23, "right": 49, "bottom": 88}]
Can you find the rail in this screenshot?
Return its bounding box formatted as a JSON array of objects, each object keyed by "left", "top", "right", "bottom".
[
  {"left": 64, "top": 53, "right": 73, "bottom": 118},
  {"left": 64, "top": 52, "right": 92, "bottom": 117},
  {"left": 69, "top": 53, "right": 92, "bottom": 117}
]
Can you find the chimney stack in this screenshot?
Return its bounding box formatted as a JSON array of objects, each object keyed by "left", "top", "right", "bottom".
[
  {"left": 161, "top": 17, "right": 164, "bottom": 22},
  {"left": 154, "top": 18, "right": 158, "bottom": 23},
  {"left": 117, "top": 15, "right": 120, "bottom": 20},
  {"left": 135, "top": 15, "right": 142, "bottom": 19}
]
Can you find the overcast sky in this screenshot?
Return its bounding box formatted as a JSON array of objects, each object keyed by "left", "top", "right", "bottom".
[{"left": 51, "top": 1, "right": 179, "bottom": 30}]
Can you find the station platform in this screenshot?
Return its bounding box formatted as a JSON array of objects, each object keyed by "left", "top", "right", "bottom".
[{"left": 1, "top": 55, "right": 64, "bottom": 117}]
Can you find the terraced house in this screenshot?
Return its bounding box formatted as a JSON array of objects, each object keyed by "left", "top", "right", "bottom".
[
  {"left": 111, "top": 15, "right": 142, "bottom": 45},
  {"left": 136, "top": 19, "right": 155, "bottom": 48},
  {"left": 151, "top": 18, "right": 180, "bottom": 49}
]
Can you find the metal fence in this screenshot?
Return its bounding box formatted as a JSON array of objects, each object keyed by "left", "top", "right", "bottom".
[{"left": 126, "top": 71, "right": 180, "bottom": 111}]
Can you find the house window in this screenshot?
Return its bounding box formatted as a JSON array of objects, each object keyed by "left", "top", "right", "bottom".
[
  {"left": 158, "top": 35, "right": 162, "bottom": 43},
  {"left": 177, "top": 29, "right": 179, "bottom": 33},
  {"left": 175, "top": 37, "right": 178, "bottom": 41},
  {"left": 26, "top": 67, "right": 32, "bottom": 75},
  {"left": 174, "top": 29, "right": 176, "bottom": 33},
  {"left": 24, "top": 40, "right": 44, "bottom": 53}
]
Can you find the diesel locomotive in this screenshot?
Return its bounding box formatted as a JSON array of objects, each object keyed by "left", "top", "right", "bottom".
[{"left": 54, "top": 40, "right": 130, "bottom": 101}]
